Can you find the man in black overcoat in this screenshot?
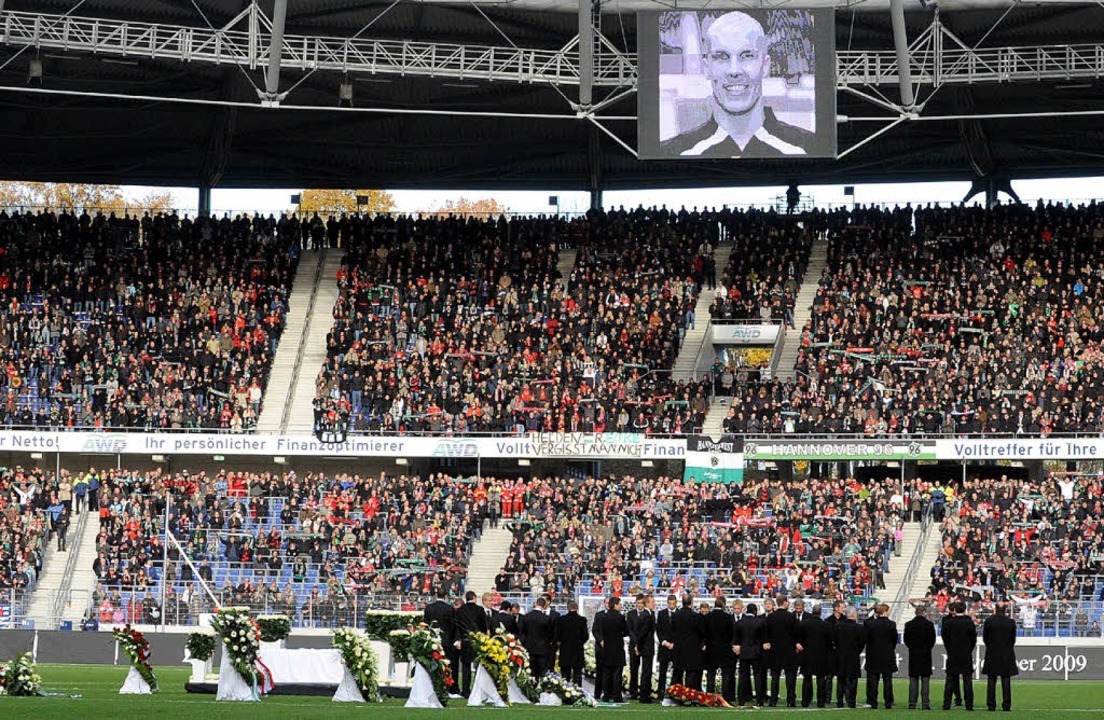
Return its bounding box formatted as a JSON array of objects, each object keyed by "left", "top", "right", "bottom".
[
  {"left": 904, "top": 604, "right": 936, "bottom": 709},
  {"left": 864, "top": 602, "right": 899, "bottom": 709},
  {"left": 834, "top": 607, "right": 866, "bottom": 708},
  {"left": 671, "top": 594, "right": 706, "bottom": 690},
  {"left": 633, "top": 595, "right": 657, "bottom": 703},
  {"left": 556, "top": 600, "right": 589, "bottom": 686},
  {"left": 520, "top": 596, "right": 555, "bottom": 679},
  {"left": 424, "top": 588, "right": 455, "bottom": 650},
  {"left": 982, "top": 603, "right": 1018, "bottom": 711},
  {"left": 455, "top": 590, "right": 489, "bottom": 697},
  {"left": 733, "top": 601, "right": 767, "bottom": 705},
  {"left": 942, "top": 601, "right": 977, "bottom": 711},
  {"left": 626, "top": 594, "right": 643, "bottom": 699},
  {"left": 496, "top": 600, "right": 519, "bottom": 635},
  {"left": 656, "top": 594, "right": 678, "bottom": 697},
  {"left": 797, "top": 600, "right": 834, "bottom": 708},
  {"left": 592, "top": 598, "right": 608, "bottom": 699},
  {"left": 705, "top": 596, "right": 737, "bottom": 701},
  {"left": 598, "top": 595, "right": 630, "bottom": 702},
  {"left": 765, "top": 594, "right": 801, "bottom": 707}
]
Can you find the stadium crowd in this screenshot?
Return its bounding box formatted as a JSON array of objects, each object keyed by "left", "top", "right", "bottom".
[
  {"left": 0, "top": 210, "right": 296, "bottom": 430},
  {"left": 498, "top": 474, "right": 903, "bottom": 603},
  {"left": 722, "top": 201, "right": 1104, "bottom": 435},
  {"left": 0, "top": 466, "right": 52, "bottom": 592},
  {"left": 920, "top": 472, "right": 1104, "bottom": 634}
]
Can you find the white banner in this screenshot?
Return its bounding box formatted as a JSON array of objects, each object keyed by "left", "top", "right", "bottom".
[
  {"left": 935, "top": 438, "right": 1104, "bottom": 461},
  {"left": 0, "top": 430, "right": 684, "bottom": 460},
  {"left": 712, "top": 323, "right": 780, "bottom": 345}
]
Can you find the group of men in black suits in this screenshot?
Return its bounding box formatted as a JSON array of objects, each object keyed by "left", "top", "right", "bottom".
[{"left": 424, "top": 589, "right": 1019, "bottom": 711}]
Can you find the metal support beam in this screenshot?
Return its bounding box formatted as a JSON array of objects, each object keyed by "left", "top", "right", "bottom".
[
  {"left": 889, "top": 0, "right": 915, "bottom": 109},
  {"left": 577, "top": 0, "right": 593, "bottom": 109},
  {"left": 262, "top": 0, "right": 288, "bottom": 104},
  {"left": 198, "top": 184, "right": 212, "bottom": 216},
  {"left": 587, "top": 123, "right": 602, "bottom": 210}
]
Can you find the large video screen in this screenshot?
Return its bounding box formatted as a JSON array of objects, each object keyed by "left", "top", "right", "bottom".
[{"left": 637, "top": 9, "right": 836, "bottom": 160}]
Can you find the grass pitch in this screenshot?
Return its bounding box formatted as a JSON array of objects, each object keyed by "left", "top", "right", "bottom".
[{"left": 2, "top": 664, "right": 1102, "bottom": 719}]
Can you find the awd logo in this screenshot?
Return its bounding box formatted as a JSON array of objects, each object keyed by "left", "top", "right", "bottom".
[
  {"left": 82, "top": 435, "right": 128, "bottom": 453},
  {"left": 432, "top": 441, "right": 478, "bottom": 458}
]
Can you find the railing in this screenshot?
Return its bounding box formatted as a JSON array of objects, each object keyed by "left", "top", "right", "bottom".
[
  {"left": 0, "top": 588, "right": 30, "bottom": 629},
  {"left": 47, "top": 507, "right": 88, "bottom": 629}
]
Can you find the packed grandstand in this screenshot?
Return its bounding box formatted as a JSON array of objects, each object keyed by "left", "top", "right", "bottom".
[{"left": 1, "top": 202, "right": 1102, "bottom": 638}]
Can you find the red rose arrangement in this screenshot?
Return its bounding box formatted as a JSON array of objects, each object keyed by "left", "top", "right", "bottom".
[
  {"left": 665, "top": 684, "right": 732, "bottom": 707},
  {"left": 112, "top": 624, "right": 158, "bottom": 692}
]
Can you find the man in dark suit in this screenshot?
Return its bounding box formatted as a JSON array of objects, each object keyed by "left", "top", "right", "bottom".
[
  {"left": 634, "top": 595, "right": 658, "bottom": 703},
  {"left": 626, "top": 594, "right": 643, "bottom": 699},
  {"left": 797, "top": 601, "right": 833, "bottom": 708},
  {"left": 671, "top": 594, "right": 707, "bottom": 690},
  {"left": 982, "top": 603, "right": 1018, "bottom": 711},
  {"left": 834, "top": 607, "right": 866, "bottom": 708},
  {"left": 598, "top": 595, "right": 629, "bottom": 702},
  {"left": 863, "top": 603, "right": 899, "bottom": 709},
  {"left": 556, "top": 600, "right": 589, "bottom": 686},
  {"left": 656, "top": 594, "right": 677, "bottom": 697},
  {"left": 541, "top": 592, "right": 561, "bottom": 671},
  {"left": 455, "top": 590, "right": 489, "bottom": 697},
  {"left": 942, "top": 601, "right": 977, "bottom": 711},
  {"left": 496, "top": 600, "right": 519, "bottom": 634},
  {"left": 424, "top": 588, "right": 455, "bottom": 650},
  {"left": 733, "top": 601, "right": 767, "bottom": 705},
  {"left": 705, "top": 596, "right": 737, "bottom": 701},
  {"left": 824, "top": 600, "right": 845, "bottom": 702},
  {"left": 904, "top": 604, "right": 936, "bottom": 710},
  {"left": 765, "top": 595, "right": 801, "bottom": 707},
  {"left": 520, "top": 596, "right": 555, "bottom": 679},
  {"left": 592, "top": 598, "right": 608, "bottom": 700}
]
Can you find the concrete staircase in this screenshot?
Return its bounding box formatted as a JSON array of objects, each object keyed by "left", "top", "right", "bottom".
[
  {"left": 775, "top": 232, "right": 830, "bottom": 381},
  {"left": 673, "top": 243, "right": 733, "bottom": 382},
  {"left": 701, "top": 398, "right": 730, "bottom": 438},
  {"left": 557, "top": 248, "right": 578, "bottom": 284},
  {"left": 898, "top": 521, "right": 946, "bottom": 621},
  {"left": 26, "top": 511, "right": 100, "bottom": 628},
  {"left": 464, "top": 523, "right": 514, "bottom": 595},
  {"left": 256, "top": 250, "right": 327, "bottom": 434},
  {"left": 278, "top": 251, "right": 342, "bottom": 432},
  {"left": 879, "top": 520, "right": 925, "bottom": 610}
]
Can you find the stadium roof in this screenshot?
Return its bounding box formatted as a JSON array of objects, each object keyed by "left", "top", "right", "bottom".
[{"left": 2, "top": 0, "right": 1104, "bottom": 193}]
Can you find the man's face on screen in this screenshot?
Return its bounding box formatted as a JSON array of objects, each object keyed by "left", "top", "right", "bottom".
[{"left": 704, "top": 14, "right": 767, "bottom": 116}]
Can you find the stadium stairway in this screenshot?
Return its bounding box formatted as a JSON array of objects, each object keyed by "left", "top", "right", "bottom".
[
  {"left": 898, "top": 520, "right": 946, "bottom": 621},
  {"left": 673, "top": 242, "right": 733, "bottom": 382},
  {"left": 256, "top": 249, "right": 327, "bottom": 434},
  {"left": 774, "top": 231, "right": 830, "bottom": 381},
  {"left": 464, "top": 523, "right": 514, "bottom": 595},
  {"left": 26, "top": 511, "right": 100, "bottom": 629},
  {"left": 879, "top": 520, "right": 925, "bottom": 611},
  {"left": 285, "top": 250, "right": 346, "bottom": 435},
  {"left": 557, "top": 248, "right": 577, "bottom": 284}
]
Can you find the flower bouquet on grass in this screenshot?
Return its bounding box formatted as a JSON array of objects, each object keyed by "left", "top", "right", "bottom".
[
  {"left": 406, "top": 623, "right": 453, "bottom": 706},
  {"left": 256, "top": 615, "right": 291, "bottom": 643},
  {"left": 112, "top": 625, "right": 158, "bottom": 692},
  {"left": 210, "top": 606, "right": 272, "bottom": 696},
  {"left": 664, "top": 684, "right": 731, "bottom": 707},
  {"left": 470, "top": 629, "right": 537, "bottom": 704},
  {"left": 185, "top": 630, "right": 216, "bottom": 662},
  {"left": 538, "top": 672, "right": 597, "bottom": 707},
  {"left": 332, "top": 628, "right": 382, "bottom": 702},
  {"left": 0, "top": 653, "right": 43, "bottom": 696}
]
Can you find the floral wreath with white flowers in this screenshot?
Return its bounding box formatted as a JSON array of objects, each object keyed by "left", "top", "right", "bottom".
[
  {"left": 332, "top": 628, "right": 382, "bottom": 702},
  {"left": 209, "top": 607, "right": 273, "bottom": 697}
]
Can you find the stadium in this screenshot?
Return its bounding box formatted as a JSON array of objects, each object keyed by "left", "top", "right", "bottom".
[{"left": 0, "top": 0, "right": 1103, "bottom": 716}]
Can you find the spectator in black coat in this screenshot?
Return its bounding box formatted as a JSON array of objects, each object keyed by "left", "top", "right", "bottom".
[
  {"left": 455, "top": 591, "right": 489, "bottom": 697},
  {"left": 597, "top": 595, "right": 629, "bottom": 702},
  {"left": 520, "top": 596, "right": 555, "bottom": 678},
  {"left": 796, "top": 600, "right": 834, "bottom": 708},
  {"left": 904, "top": 605, "right": 936, "bottom": 710},
  {"left": 764, "top": 595, "right": 801, "bottom": 707},
  {"left": 941, "top": 602, "right": 977, "bottom": 711},
  {"left": 656, "top": 594, "right": 678, "bottom": 697},
  {"left": 863, "top": 602, "right": 899, "bottom": 709},
  {"left": 556, "top": 601, "right": 589, "bottom": 686},
  {"left": 671, "top": 594, "right": 707, "bottom": 690},
  {"left": 733, "top": 601, "right": 767, "bottom": 705},
  {"left": 834, "top": 608, "right": 866, "bottom": 708},
  {"left": 592, "top": 599, "right": 607, "bottom": 700},
  {"left": 634, "top": 595, "right": 658, "bottom": 703},
  {"left": 982, "top": 603, "right": 1018, "bottom": 711},
  {"left": 705, "top": 596, "right": 737, "bottom": 701}
]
